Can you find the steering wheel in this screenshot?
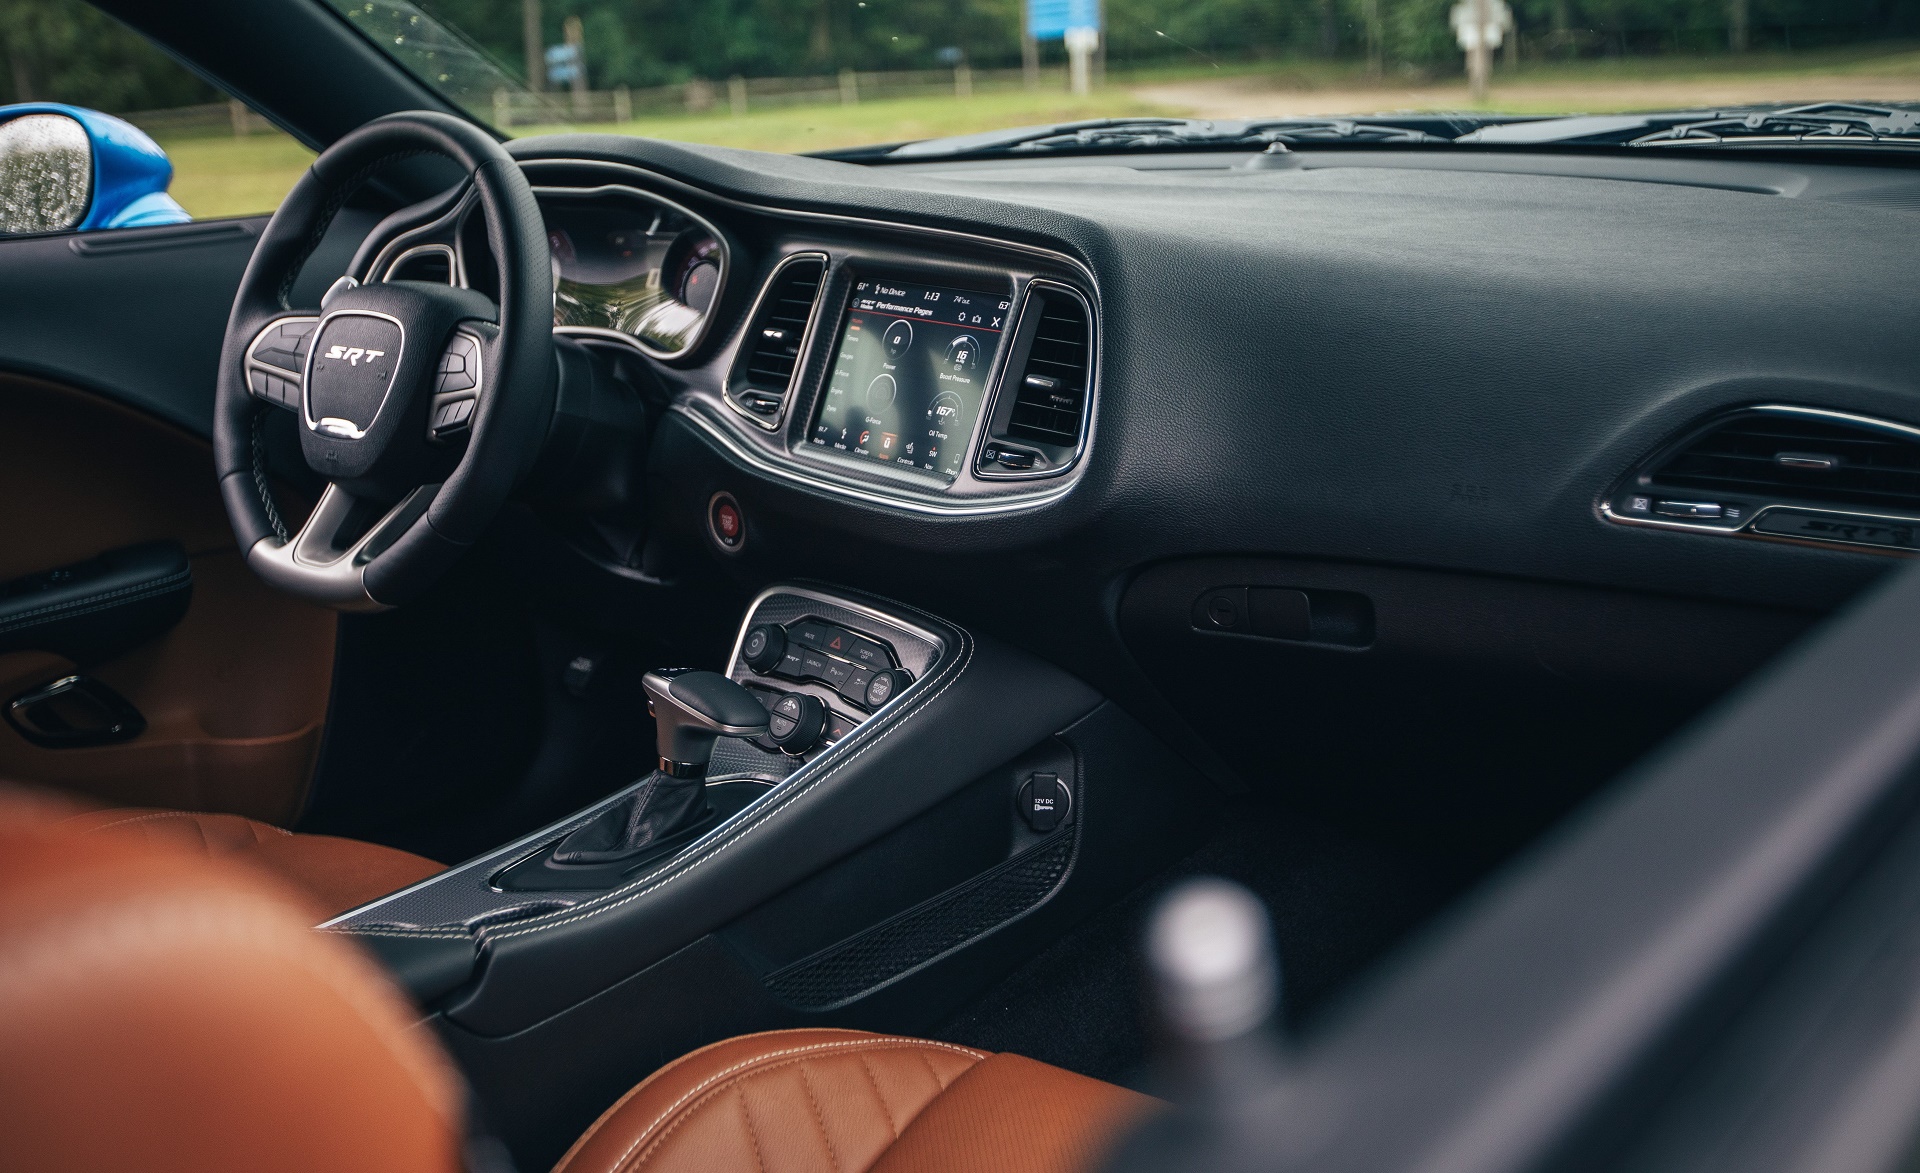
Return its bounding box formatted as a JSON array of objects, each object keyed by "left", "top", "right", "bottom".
[{"left": 213, "top": 112, "right": 553, "bottom": 610}]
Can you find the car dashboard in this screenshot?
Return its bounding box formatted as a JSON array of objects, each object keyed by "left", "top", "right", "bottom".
[
  {"left": 295, "top": 133, "right": 1920, "bottom": 873},
  {"left": 347, "top": 152, "right": 1102, "bottom": 532}
]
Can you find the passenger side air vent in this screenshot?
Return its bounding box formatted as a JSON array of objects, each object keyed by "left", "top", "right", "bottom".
[
  {"left": 726, "top": 254, "right": 825, "bottom": 428},
  {"left": 978, "top": 284, "right": 1093, "bottom": 477},
  {"left": 1606, "top": 405, "right": 1920, "bottom": 553}
]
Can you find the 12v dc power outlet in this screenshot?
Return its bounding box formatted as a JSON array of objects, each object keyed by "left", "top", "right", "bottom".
[{"left": 1020, "top": 772, "right": 1066, "bottom": 833}]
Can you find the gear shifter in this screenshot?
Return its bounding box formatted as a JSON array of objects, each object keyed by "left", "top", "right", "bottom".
[{"left": 549, "top": 670, "right": 769, "bottom": 866}]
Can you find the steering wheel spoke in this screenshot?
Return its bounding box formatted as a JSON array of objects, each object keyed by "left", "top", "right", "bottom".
[
  {"left": 247, "top": 482, "right": 439, "bottom": 610},
  {"left": 243, "top": 314, "right": 320, "bottom": 412}
]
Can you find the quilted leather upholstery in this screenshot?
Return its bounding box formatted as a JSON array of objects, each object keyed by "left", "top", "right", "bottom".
[
  {"left": 0, "top": 791, "right": 464, "bottom": 1172},
  {"left": 553, "top": 1028, "right": 1158, "bottom": 1173},
  {"left": 58, "top": 807, "right": 445, "bottom": 918}
]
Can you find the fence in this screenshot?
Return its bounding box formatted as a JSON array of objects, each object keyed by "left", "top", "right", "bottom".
[
  {"left": 119, "top": 65, "right": 1081, "bottom": 139},
  {"left": 122, "top": 100, "right": 278, "bottom": 138},
  {"left": 490, "top": 65, "right": 1078, "bottom": 127}
]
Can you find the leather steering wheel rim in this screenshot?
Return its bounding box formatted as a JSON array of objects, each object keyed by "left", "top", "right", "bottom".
[{"left": 213, "top": 111, "right": 552, "bottom": 610}]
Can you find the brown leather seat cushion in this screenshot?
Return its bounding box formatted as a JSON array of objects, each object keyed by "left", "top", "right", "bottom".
[
  {"left": 4, "top": 793, "right": 1156, "bottom": 1173},
  {"left": 553, "top": 1028, "right": 1159, "bottom": 1173},
  {"left": 0, "top": 790, "right": 464, "bottom": 1172},
  {"left": 58, "top": 807, "right": 445, "bottom": 919}
]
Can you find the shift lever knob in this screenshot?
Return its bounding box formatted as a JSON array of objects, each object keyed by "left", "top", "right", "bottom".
[
  {"left": 643, "top": 669, "right": 770, "bottom": 777},
  {"left": 1147, "top": 878, "right": 1279, "bottom": 1048}
]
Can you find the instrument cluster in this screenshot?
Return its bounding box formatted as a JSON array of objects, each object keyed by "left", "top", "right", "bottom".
[{"left": 542, "top": 189, "right": 726, "bottom": 359}]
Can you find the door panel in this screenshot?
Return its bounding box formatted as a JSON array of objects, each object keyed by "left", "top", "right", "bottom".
[{"left": 0, "top": 373, "right": 333, "bottom": 824}]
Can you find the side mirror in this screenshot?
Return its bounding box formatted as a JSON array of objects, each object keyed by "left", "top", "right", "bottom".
[{"left": 0, "top": 103, "right": 190, "bottom": 237}]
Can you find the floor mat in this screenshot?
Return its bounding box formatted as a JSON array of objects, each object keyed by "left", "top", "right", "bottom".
[{"left": 934, "top": 798, "right": 1461, "bottom": 1089}]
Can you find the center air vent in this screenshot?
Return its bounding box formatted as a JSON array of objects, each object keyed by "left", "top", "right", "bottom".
[
  {"left": 977, "top": 284, "right": 1093, "bottom": 477},
  {"left": 1606, "top": 405, "right": 1920, "bottom": 553},
  {"left": 726, "top": 254, "right": 825, "bottom": 428}
]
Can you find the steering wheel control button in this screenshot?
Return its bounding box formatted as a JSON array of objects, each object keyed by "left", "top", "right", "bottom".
[
  {"left": 863, "top": 669, "right": 911, "bottom": 709},
  {"left": 248, "top": 369, "right": 299, "bottom": 410},
  {"left": 428, "top": 396, "right": 476, "bottom": 440},
  {"left": 435, "top": 333, "right": 480, "bottom": 394},
  {"left": 1019, "top": 773, "right": 1068, "bottom": 833},
  {"left": 707, "top": 492, "right": 745, "bottom": 553},
  {"left": 741, "top": 624, "right": 787, "bottom": 674},
  {"left": 254, "top": 319, "right": 317, "bottom": 373},
  {"left": 768, "top": 692, "right": 826, "bottom": 754}
]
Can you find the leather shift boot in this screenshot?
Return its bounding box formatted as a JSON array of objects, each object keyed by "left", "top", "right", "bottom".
[{"left": 550, "top": 772, "right": 712, "bottom": 865}]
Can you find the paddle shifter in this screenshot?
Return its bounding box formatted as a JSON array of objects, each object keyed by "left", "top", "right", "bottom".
[{"left": 549, "top": 669, "right": 769, "bottom": 866}]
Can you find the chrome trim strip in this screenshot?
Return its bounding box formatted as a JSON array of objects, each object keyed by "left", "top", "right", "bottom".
[
  {"left": 1743, "top": 403, "right": 1920, "bottom": 442},
  {"left": 364, "top": 186, "right": 476, "bottom": 288},
  {"left": 972, "top": 278, "right": 1096, "bottom": 481},
  {"left": 1599, "top": 404, "right": 1920, "bottom": 557},
  {"left": 383, "top": 242, "right": 460, "bottom": 286},
  {"left": 516, "top": 157, "right": 1102, "bottom": 515},
  {"left": 1600, "top": 499, "right": 1919, "bottom": 557},
  {"left": 674, "top": 401, "right": 1077, "bottom": 517},
  {"left": 723, "top": 250, "right": 829, "bottom": 431},
  {"left": 529, "top": 182, "right": 730, "bottom": 363},
  {"left": 300, "top": 309, "right": 406, "bottom": 438},
  {"left": 724, "top": 583, "right": 947, "bottom": 670}
]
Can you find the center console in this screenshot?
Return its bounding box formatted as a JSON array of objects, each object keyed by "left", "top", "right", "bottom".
[{"left": 321, "top": 579, "right": 1209, "bottom": 1166}]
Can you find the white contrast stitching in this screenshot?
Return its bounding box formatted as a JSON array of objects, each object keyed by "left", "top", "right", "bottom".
[
  {"left": 65, "top": 810, "right": 293, "bottom": 839},
  {"left": 488, "top": 625, "right": 974, "bottom": 943},
  {"left": 0, "top": 572, "right": 190, "bottom": 632}
]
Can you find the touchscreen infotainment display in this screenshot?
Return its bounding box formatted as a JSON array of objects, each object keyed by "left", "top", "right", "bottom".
[{"left": 808, "top": 276, "right": 1011, "bottom": 481}]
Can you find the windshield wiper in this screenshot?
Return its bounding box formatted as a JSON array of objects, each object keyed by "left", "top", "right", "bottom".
[
  {"left": 1458, "top": 103, "right": 1920, "bottom": 149},
  {"left": 1631, "top": 102, "right": 1920, "bottom": 147},
  {"left": 865, "top": 115, "right": 1491, "bottom": 161}
]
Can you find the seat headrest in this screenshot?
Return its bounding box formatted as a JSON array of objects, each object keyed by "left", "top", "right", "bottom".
[{"left": 0, "top": 789, "right": 464, "bottom": 1172}]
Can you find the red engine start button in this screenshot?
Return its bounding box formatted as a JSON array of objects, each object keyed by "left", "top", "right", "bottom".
[{"left": 708, "top": 492, "right": 745, "bottom": 552}]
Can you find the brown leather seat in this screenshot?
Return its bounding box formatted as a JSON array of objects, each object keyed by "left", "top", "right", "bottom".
[
  {"left": 0, "top": 792, "right": 1156, "bottom": 1173},
  {"left": 555, "top": 1028, "right": 1154, "bottom": 1173},
  {"left": 58, "top": 806, "right": 446, "bottom": 919}
]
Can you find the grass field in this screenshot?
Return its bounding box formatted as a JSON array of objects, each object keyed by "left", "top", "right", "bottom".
[
  {"left": 151, "top": 132, "right": 314, "bottom": 221},
  {"left": 510, "top": 87, "right": 1172, "bottom": 154},
  {"left": 150, "top": 44, "right": 1920, "bottom": 220}
]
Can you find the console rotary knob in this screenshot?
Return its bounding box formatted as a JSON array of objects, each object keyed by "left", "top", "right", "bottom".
[
  {"left": 741, "top": 623, "right": 787, "bottom": 674},
  {"left": 768, "top": 692, "right": 826, "bottom": 754}
]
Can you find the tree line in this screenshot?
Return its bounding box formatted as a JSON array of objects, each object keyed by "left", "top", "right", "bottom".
[{"left": 0, "top": 0, "right": 1914, "bottom": 113}]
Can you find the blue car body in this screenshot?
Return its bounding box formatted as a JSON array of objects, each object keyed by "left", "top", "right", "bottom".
[{"left": 0, "top": 101, "right": 191, "bottom": 230}]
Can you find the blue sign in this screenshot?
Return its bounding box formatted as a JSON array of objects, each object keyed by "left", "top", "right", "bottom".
[
  {"left": 545, "top": 42, "right": 581, "bottom": 84},
  {"left": 1027, "top": 0, "right": 1099, "bottom": 41}
]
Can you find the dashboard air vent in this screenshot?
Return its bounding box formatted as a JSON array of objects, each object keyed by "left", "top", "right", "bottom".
[
  {"left": 1004, "top": 292, "right": 1091, "bottom": 448},
  {"left": 1606, "top": 405, "right": 1920, "bottom": 553},
  {"left": 731, "top": 255, "right": 825, "bottom": 424},
  {"left": 1648, "top": 411, "right": 1920, "bottom": 514}
]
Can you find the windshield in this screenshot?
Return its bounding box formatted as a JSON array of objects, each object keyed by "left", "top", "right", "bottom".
[{"left": 327, "top": 0, "right": 1920, "bottom": 157}]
